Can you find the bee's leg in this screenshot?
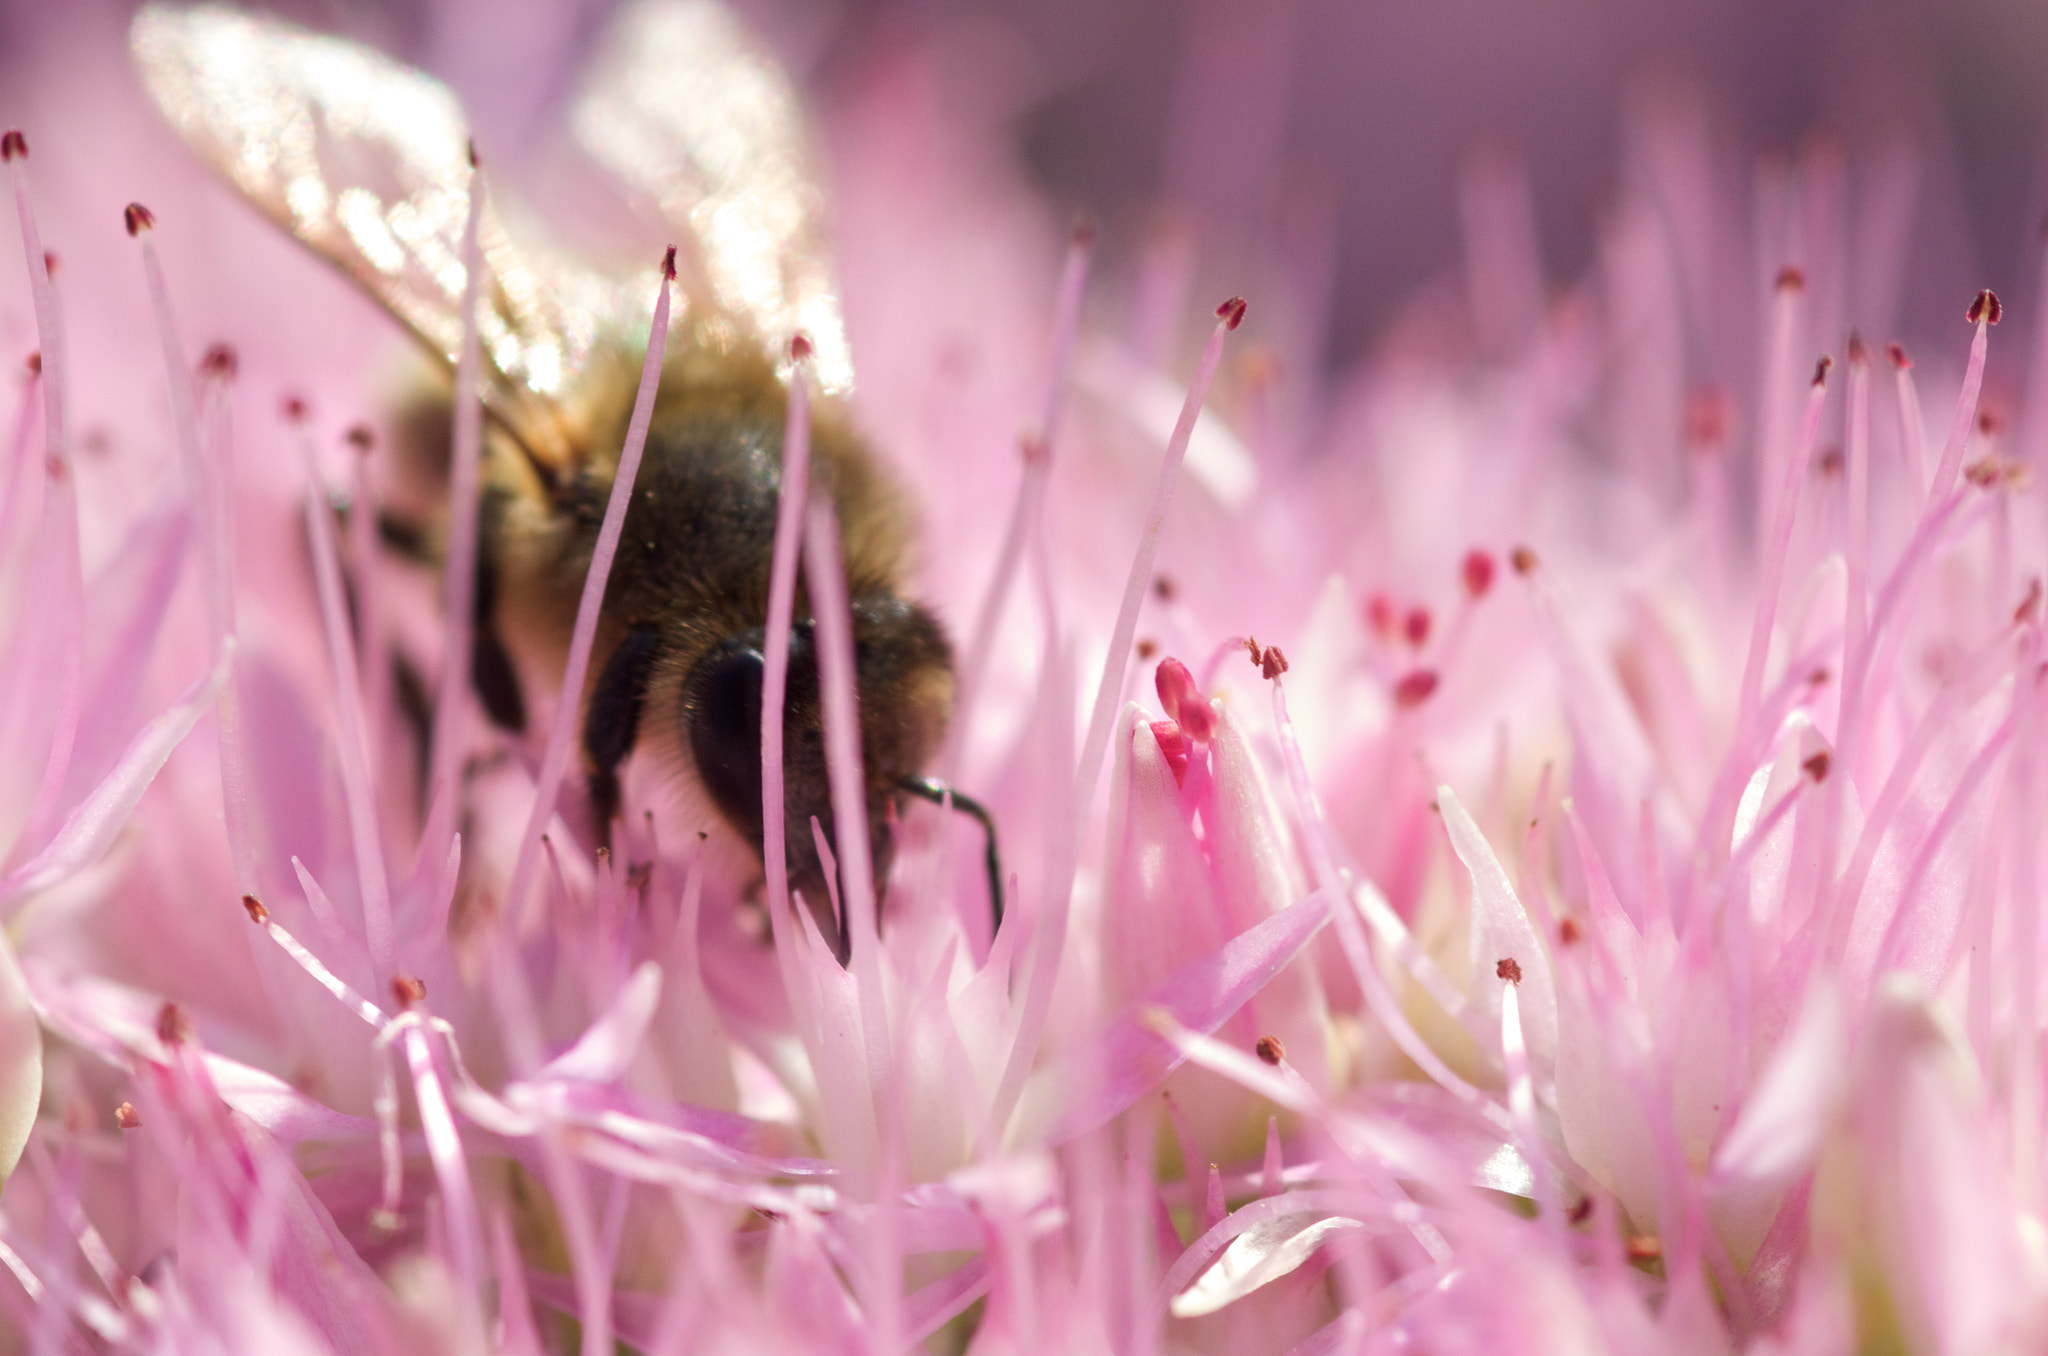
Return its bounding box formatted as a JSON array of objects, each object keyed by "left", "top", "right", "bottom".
[
  {"left": 584, "top": 625, "right": 664, "bottom": 847},
  {"left": 898, "top": 777, "right": 1004, "bottom": 939}
]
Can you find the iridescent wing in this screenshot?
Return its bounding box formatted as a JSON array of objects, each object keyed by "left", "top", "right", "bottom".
[
  {"left": 131, "top": 3, "right": 630, "bottom": 456},
  {"left": 570, "top": 0, "right": 855, "bottom": 394}
]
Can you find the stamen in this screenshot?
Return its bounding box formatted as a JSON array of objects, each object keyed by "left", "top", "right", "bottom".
[
  {"left": 803, "top": 498, "right": 890, "bottom": 1057},
  {"left": 1755, "top": 265, "right": 1804, "bottom": 544},
  {"left": 1153, "top": 655, "right": 1216, "bottom": 741},
  {"left": 1500, "top": 965, "right": 1555, "bottom": 1232},
  {"left": 760, "top": 334, "right": 813, "bottom": 952},
  {"left": 5, "top": 132, "right": 81, "bottom": 865},
  {"left": 1393, "top": 669, "right": 1439, "bottom": 709},
  {"left": 245, "top": 886, "right": 385, "bottom": 1027},
  {"left": 1727, "top": 363, "right": 1830, "bottom": 803},
  {"left": 503, "top": 249, "right": 675, "bottom": 930},
  {"left": 421, "top": 151, "right": 489, "bottom": 868},
  {"left": 1460, "top": 549, "right": 1495, "bottom": 599},
  {"left": 1928, "top": 291, "right": 1998, "bottom": 503},
  {"left": 398, "top": 1016, "right": 482, "bottom": 1291},
  {"left": 299, "top": 420, "right": 396, "bottom": 984},
  {"left": 990, "top": 297, "right": 1243, "bottom": 1139},
  {"left": 948, "top": 220, "right": 1095, "bottom": 767},
  {"left": 1149, "top": 721, "right": 1189, "bottom": 785},
  {"left": 1364, "top": 591, "right": 1396, "bottom": 641},
  {"left": 131, "top": 202, "right": 253, "bottom": 891},
  {"left": 1401, "top": 606, "right": 1432, "bottom": 649}
]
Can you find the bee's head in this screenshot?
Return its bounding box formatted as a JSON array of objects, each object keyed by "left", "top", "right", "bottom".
[{"left": 681, "top": 597, "right": 953, "bottom": 956}]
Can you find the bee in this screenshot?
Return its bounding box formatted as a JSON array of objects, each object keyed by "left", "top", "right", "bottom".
[{"left": 131, "top": 0, "right": 999, "bottom": 953}]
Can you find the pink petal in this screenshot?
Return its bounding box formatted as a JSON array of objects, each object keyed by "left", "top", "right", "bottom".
[
  {"left": 1, "top": 647, "right": 227, "bottom": 907},
  {"left": 1018, "top": 888, "right": 1333, "bottom": 1146}
]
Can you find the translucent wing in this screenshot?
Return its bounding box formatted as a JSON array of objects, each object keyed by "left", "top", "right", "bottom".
[
  {"left": 571, "top": 0, "right": 854, "bottom": 393},
  {"left": 131, "top": 3, "right": 626, "bottom": 451}
]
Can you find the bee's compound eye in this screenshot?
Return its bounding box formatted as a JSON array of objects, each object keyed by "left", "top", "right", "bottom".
[{"left": 687, "top": 638, "right": 766, "bottom": 836}]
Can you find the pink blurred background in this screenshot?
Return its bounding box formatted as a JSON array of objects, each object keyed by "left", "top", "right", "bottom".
[{"left": 1, "top": 0, "right": 2045, "bottom": 377}]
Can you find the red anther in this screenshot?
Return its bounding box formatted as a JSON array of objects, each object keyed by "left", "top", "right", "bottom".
[
  {"left": 24, "top": 352, "right": 39, "bottom": 376},
  {"left": 1510, "top": 545, "right": 1539, "bottom": 575},
  {"left": 789, "top": 331, "right": 811, "bottom": 360},
  {"left": 1802, "top": 751, "right": 1831, "bottom": 783},
  {"left": 1807, "top": 667, "right": 1830, "bottom": 688},
  {"left": 1255, "top": 1035, "right": 1286, "bottom": 1065},
  {"left": 1402, "top": 606, "right": 1432, "bottom": 649},
  {"left": 1846, "top": 332, "right": 1868, "bottom": 365},
  {"left": 1149, "top": 720, "right": 1189, "bottom": 787},
  {"left": 1888, "top": 341, "right": 1911, "bottom": 370},
  {"left": 344, "top": 424, "right": 375, "bottom": 452},
  {"left": 1775, "top": 265, "right": 1805, "bottom": 294},
  {"left": 156, "top": 1004, "right": 192, "bottom": 1047},
  {"left": 1979, "top": 409, "right": 2004, "bottom": 436},
  {"left": 1685, "top": 388, "right": 1730, "bottom": 447},
  {"left": 1626, "top": 1236, "right": 1663, "bottom": 1263},
  {"left": 1496, "top": 956, "right": 1523, "bottom": 985},
  {"left": 241, "top": 894, "right": 269, "bottom": 924},
  {"left": 1365, "top": 591, "right": 1396, "bottom": 639},
  {"left": 198, "top": 343, "right": 238, "bottom": 380},
  {"left": 1968, "top": 289, "right": 2002, "bottom": 325},
  {"left": 392, "top": 975, "right": 427, "bottom": 1008},
  {"left": 115, "top": 1102, "right": 141, "bottom": 1130},
  {"left": 41, "top": 251, "right": 56, "bottom": 277},
  {"left": 0, "top": 131, "right": 23, "bottom": 161},
  {"left": 1558, "top": 917, "right": 1582, "bottom": 946},
  {"left": 124, "top": 202, "right": 155, "bottom": 237},
  {"left": 1816, "top": 447, "right": 1844, "bottom": 477},
  {"left": 1811, "top": 355, "right": 1832, "bottom": 387},
  {"left": 1965, "top": 457, "right": 2001, "bottom": 488},
  {"left": 1135, "top": 638, "right": 1158, "bottom": 660},
  {"left": 1071, "top": 213, "right": 1098, "bottom": 247},
  {"left": 282, "top": 394, "right": 310, "bottom": 423},
  {"left": 1393, "top": 669, "right": 1439, "bottom": 708},
  {"left": 1260, "top": 645, "right": 1289, "bottom": 680},
  {"left": 1154, "top": 575, "right": 1177, "bottom": 601},
  {"left": 661, "top": 245, "right": 677, "bottom": 280},
  {"left": 1568, "top": 1197, "right": 1593, "bottom": 1225},
  {"left": 1156, "top": 655, "right": 1218, "bottom": 742},
  {"left": 2014, "top": 578, "right": 2042, "bottom": 626},
  {"left": 1216, "top": 296, "right": 1248, "bottom": 329},
  {"left": 1462, "top": 549, "right": 1496, "bottom": 600}
]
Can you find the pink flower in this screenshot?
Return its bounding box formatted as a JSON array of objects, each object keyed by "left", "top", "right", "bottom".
[{"left": 0, "top": 4, "right": 2044, "bottom": 1354}]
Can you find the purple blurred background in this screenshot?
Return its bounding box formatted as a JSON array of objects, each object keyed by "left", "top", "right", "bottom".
[{"left": 5, "top": 0, "right": 2048, "bottom": 372}]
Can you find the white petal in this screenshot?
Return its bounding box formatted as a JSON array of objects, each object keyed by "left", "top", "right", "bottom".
[
  {"left": 0, "top": 934, "right": 41, "bottom": 1180},
  {"left": 1170, "top": 1212, "right": 1364, "bottom": 1318}
]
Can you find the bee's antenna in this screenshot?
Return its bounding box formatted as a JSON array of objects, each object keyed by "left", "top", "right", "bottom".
[{"left": 899, "top": 776, "right": 1003, "bottom": 938}]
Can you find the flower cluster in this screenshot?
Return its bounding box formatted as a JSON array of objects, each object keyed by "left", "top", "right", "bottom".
[{"left": 0, "top": 6, "right": 2043, "bottom": 1354}]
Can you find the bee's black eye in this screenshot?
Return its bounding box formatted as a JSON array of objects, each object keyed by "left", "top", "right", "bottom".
[{"left": 687, "top": 638, "right": 767, "bottom": 837}]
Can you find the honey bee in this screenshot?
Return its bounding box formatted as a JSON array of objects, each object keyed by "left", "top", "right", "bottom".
[{"left": 131, "top": 1, "right": 998, "bottom": 952}]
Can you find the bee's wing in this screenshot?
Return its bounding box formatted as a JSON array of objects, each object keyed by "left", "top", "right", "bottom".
[
  {"left": 570, "top": 0, "right": 854, "bottom": 394},
  {"left": 131, "top": 3, "right": 630, "bottom": 456}
]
